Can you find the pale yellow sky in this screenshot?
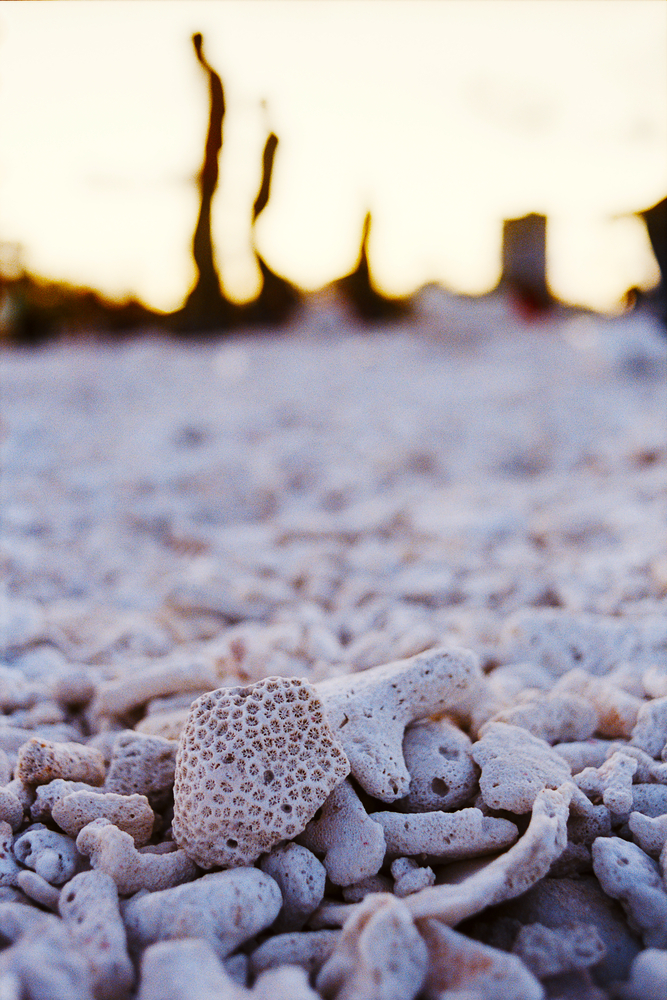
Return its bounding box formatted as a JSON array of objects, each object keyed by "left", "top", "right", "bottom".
[{"left": 0, "top": 0, "right": 665, "bottom": 312}]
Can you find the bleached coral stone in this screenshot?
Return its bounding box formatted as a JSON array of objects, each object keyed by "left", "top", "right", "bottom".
[{"left": 172, "top": 677, "right": 350, "bottom": 868}]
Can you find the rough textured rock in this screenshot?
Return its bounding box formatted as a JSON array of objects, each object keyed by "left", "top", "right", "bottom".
[
  {"left": 591, "top": 836, "right": 667, "bottom": 948},
  {"left": 631, "top": 696, "right": 667, "bottom": 758},
  {"left": 16, "top": 738, "right": 105, "bottom": 787},
  {"left": 472, "top": 723, "right": 572, "bottom": 813},
  {"left": 123, "top": 868, "right": 283, "bottom": 960},
  {"left": 52, "top": 790, "right": 155, "bottom": 844},
  {"left": 59, "top": 870, "right": 134, "bottom": 1000},
  {"left": 13, "top": 825, "right": 81, "bottom": 885},
  {"left": 316, "top": 893, "right": 428, "bottom": 1000},
  {"left": 399, "top": 717, "right": 478, "bottom": 812},
  {"left": 575, "top": 751, "right": 637, "bottom": 815},
  {"left": 297, "top": 779, "right": 386, "bottom": 886},
  {"left": 420, "top": 918, "right": 544, "bottom": 999},
  {"left": 259, "top": 842, "right": 326, "bottom": 931},
  {"left": 105, "top": 731, "right": 177, "bottom": 806}
]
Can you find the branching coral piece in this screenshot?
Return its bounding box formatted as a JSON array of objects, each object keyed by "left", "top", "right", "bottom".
[
  {"left": 372, "top": 807, "right": 518, "bottom": 862},
  {"left": 52, "top": 790, "right": 155, "bottom": 845},
  {"left": 76, "top": 818, "right": 197, "bottom": 895},
  {"left": 317, "top": 646, "right": 479, "bottom": 802},
  {"left": 405, "top": 784, "right": 571, "bottom": 924}
]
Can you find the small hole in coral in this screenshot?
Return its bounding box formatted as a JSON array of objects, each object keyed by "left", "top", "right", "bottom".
[
  {"left": 226, "top": 839, "right": 238, "bottom": 849},
  {"left": 281, "top": 803, "right": 292, "bottom": 813},
  {"left": 263, "top": 770, "right": 275, "bottom": 784},
  {"left": 431, "top": 778, "right": 450, "bottom": 796}
]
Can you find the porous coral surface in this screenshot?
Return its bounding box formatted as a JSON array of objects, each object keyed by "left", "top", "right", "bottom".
[
  {"left": 1, "top": 297, "right": 667, "bottom": 998},
  {"left": 172, "top": 676, "right": 349, "bottom": 867}
]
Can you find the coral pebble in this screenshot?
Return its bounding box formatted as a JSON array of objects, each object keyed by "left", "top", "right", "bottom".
[{"left": 172, "top": 676, "right": 349, "bottom": 867}]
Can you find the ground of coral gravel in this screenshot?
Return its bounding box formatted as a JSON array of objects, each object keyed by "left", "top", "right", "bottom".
[{"left": 1, "top": 291, "right": 667, "bottom": 999}]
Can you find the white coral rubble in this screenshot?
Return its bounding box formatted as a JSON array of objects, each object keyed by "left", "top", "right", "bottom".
[{"left": 172, "top": 676, "right": 350, "bottom": 868}]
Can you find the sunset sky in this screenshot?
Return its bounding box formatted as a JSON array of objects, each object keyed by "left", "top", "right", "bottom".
[{"left": 0, "top": 0, "right": 665, "bottom": 313}]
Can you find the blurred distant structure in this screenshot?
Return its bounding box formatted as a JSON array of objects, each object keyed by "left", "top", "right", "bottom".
[
  {"left": 0, "top": 243, "right": 154, "bottom": 345},
  {"left": 334, "top": 212, "right": 409, "bottom": 322},
  {"left": 500, "top": 213, "right": 552, "bottom": 320},
  {"left": 637, "top": 196, "right": 667, "bottom": 330}
]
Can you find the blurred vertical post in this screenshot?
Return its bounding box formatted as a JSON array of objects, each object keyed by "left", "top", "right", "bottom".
[{"left": 501, "top": 213, "right": 551, "bottom": 318}]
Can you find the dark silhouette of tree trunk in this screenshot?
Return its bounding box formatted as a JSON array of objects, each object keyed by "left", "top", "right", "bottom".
[
  {"left": 336, "top": 211, "right": 408, "bottom": 322},
  {"left": 639, "top": 196, "right": 667, "bottom": 330},
  {"left": 247, "top": 131, "right": 300, "bottom": 325},
  {"left": 253, "top": 132, "right": 279, "bottom": 224},
  {"left": 178, "top": 32, "right": 236, "bottom": 332}
]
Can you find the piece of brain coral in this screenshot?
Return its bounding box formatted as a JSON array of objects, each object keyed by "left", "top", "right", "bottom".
[{"left": 172, "top": 676, "right": 350, "bottom": 868}]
